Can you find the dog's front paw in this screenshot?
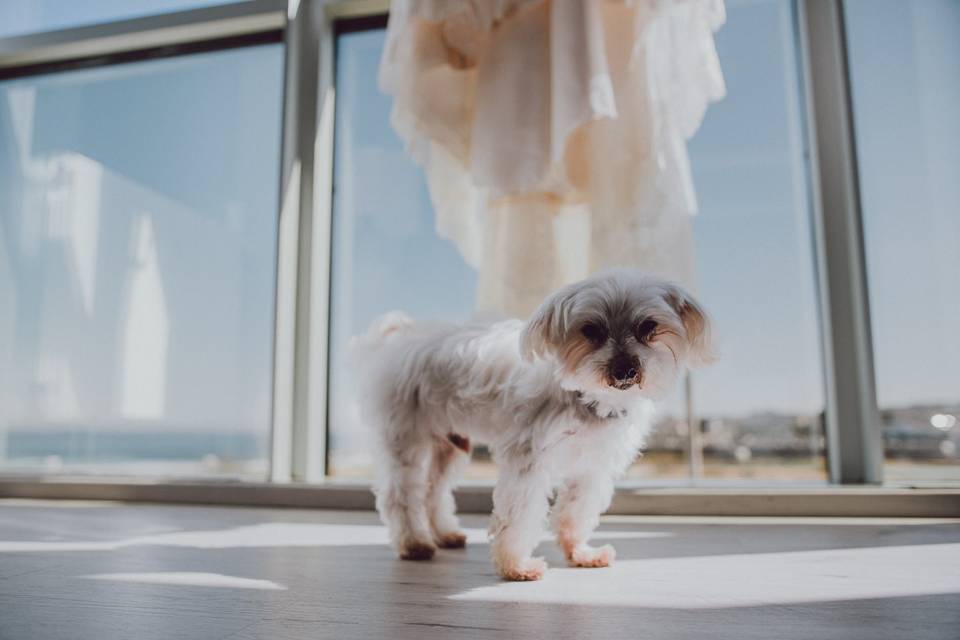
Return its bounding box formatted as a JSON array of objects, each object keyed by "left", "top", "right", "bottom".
[
  {"left": 435, "top": 531, "right": 467, "bottom": 549},
  {"left": 399, "top": 540, "right": 437, "bottom": 561},
  {"left": 567, "top": 544, "right": 616, "bottom": 568},
  {"left": 497, "top": 557, "right": 547, "bottom": 581}
]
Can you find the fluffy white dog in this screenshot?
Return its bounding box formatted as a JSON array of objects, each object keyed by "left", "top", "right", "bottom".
[{"left": 360, "top": 269, "right": 713, "bottom": 581}]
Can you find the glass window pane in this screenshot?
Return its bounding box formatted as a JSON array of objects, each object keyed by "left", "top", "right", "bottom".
[
  {"left": 685, "top": 0, "right": 825, "bottom": 483},
  {"left": 0, "top": 0, "right": 244, "bottom": 39},
  {"left": 328, "top": 29, "right": 480, "bottom": 480},
  {"left": 0, "top": 44, "right": 284, "bottom": 477},
  {"left": 327, "top": 0, "right": 826, "bottom": 484},
  {"left": 845, "top": 0, "right": 960, "bottom": 485}
]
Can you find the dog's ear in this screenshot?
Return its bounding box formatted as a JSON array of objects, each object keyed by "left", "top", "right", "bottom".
[
  {"left": 520, "top": 282, "right": 582, "bottom": 361},
  {"left": 662, "top": 283, "right": 715, "bottom": 368}
]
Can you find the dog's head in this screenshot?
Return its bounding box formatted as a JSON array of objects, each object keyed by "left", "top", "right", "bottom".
[{"left": 520, "top": 269, "right": 715, "bottom": 399}]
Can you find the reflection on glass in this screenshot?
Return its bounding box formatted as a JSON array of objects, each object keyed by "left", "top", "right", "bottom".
[
  {"left": 327, "top": 0, "right": 826, "bottom": 483},
  {"left": 845, "top": 0, "right": 960, "bottom": 484},
  {"left": 0, "top": 0, "right": 242, "bottom": 38},
  {"left": 0, "top": 44, "right": 284, "bottom": 476},
  {"left": 121, "top": 215, "right": 169, "bottom": 420}
]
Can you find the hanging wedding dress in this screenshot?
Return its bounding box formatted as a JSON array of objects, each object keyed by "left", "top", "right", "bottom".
[{"left": 379, "top": 0, "right": 726, "bottom": 318}]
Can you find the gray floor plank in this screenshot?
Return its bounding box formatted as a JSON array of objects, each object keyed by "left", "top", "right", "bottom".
[{"left": 0, "top": 500, "right": 958, "bottom": 640}]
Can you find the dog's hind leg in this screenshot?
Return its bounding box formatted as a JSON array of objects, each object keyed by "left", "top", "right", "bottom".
[
  {"left": 374, "top": 436, "right": 437, "bottom": 560},
  {"left": 427, "top": 434, "right": 470, "bottom": 548}
]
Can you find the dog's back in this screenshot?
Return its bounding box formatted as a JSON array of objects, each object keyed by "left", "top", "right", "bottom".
[{"left": 355, "top": 314, "right": 527, "bottom": 441}]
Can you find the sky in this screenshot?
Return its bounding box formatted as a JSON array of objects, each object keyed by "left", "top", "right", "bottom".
[
  {"left": 0, "top": 0, "right": 957, "bottom": 461},
  {"left": 844, "top": 0, "right": 960, "bottom": 410}
]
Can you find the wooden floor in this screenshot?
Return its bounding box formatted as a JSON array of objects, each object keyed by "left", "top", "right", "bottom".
[{"left": 0, "top": 500, "right": 958, "bottom": 640}]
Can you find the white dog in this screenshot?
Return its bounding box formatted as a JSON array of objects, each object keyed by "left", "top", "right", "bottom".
[{"left": 360, "top": 269, "right": 713, "bottom": 581}]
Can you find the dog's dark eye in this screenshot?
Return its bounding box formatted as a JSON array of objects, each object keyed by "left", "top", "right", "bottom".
[
  {"left": 636, "top": 319, "right": 659, "bottom": 343},
  {"left": 580, "top": 322, "right": 607, "bottom": 345}
]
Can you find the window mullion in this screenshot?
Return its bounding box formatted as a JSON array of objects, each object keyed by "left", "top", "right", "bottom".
[{"left": 796, "top": 0, "right": 882, "bottom": 484}]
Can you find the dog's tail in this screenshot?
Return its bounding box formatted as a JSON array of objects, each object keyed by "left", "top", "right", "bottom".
[
  {"left": 368, "top": 311, "right": 414, "bottom": 342},
  {"left": 348, "top": 311, "right": 415, "bottom": 365},
  {"left": 353, "top": 311, "right": 414, "bottom": 348}
]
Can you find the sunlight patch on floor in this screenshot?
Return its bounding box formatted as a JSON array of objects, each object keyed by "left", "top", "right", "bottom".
[
  {"left": 449, "top": 543, "right": 960, "bottom": 609},
  {"left": 80, "top": 572, "right": 287, "bottom": 590}
]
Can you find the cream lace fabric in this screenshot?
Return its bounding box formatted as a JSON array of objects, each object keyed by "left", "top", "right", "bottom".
[{"left": 380, "top": 0, "right": 726, "bottom": 318}]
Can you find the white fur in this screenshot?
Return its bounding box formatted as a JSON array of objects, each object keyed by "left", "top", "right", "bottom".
[{"left": 360, "top": 269, "right": 713, "bottom": 580}]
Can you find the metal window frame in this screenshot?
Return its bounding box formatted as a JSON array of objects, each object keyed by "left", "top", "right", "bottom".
[
  {"left": 796, "top": 0, "right": 882, "bottom": 484},
  {"left": 0, "top": 1, "right": 286, "bottom": 75},
  {"left": 0, "top": 0, "right": 889, "bottom": 497}
]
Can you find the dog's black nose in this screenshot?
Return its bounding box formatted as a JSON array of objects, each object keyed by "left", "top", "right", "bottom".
[{"left": 609, "top": 356, "right": 640, "bottom": 382}]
